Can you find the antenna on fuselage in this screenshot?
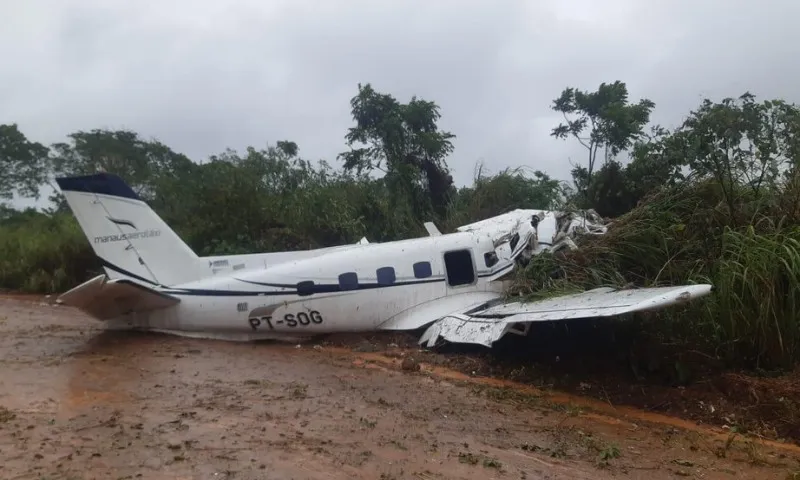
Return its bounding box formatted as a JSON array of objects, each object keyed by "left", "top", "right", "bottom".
[{"left": 423, "top": 222, "right": 442, "bottom": 237}]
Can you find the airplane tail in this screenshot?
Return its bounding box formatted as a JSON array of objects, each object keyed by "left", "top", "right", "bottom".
[{"left": 56, "top": 173, "right": 208, "bottom": 287}]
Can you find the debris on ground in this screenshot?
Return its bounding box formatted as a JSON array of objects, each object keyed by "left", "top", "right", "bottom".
[{"left": 400, "top": 356, "right": 420, "bottom": 372}]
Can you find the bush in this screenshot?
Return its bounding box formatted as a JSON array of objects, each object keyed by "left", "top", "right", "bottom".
[{"left": 0, "top": 212, "right": 98, "bottom": 293}]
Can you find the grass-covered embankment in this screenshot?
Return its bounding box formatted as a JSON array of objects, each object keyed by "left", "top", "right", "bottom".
[{"left": 511, "top": 179, "right": 800, "bottom": 370}]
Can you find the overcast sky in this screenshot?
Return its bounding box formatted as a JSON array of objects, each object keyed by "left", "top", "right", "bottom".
[{"left": 3, "top": 0, "right": 800, "bottom": 208}]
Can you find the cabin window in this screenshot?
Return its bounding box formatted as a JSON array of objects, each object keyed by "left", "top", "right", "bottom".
[
  {"left": 509, "top": 232, "right": 520, "bottom": 252},
  {"left": 484, "top": 251, "right": 499, "bottom": 268},
  {"left": 297, "top": 280, "right": 315, "bottom": 296},
  {"left": 338, "top": 272, "right": 359, "bottom": 291},
  {"left": 413, "top": 261, "right": 432, "bottom": 279},
  {"left": 376, "top": 267, "right": 396, "bottom": 285},
  {"left": 444, "top": 249, "right": 475, "bottom": 287}
]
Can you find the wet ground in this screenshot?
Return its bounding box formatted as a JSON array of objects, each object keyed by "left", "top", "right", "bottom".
[{"left": 1, "top": 296, "right": 799, "bottom": 479}]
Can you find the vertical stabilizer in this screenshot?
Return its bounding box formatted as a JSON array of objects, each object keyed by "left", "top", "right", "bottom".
[{"left": 56, "top": 173, "right": 207, "bottom": 286}]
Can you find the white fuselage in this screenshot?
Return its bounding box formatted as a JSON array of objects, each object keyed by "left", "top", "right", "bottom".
[
  {"left": 54, "top": 172, "right": 713, "bottom": 349},
  {"left": 61, "top": 173, "right": 701, "bottom": 349},
  {"left": 112, "top": 229, "right": 521, "bottom": 340}
]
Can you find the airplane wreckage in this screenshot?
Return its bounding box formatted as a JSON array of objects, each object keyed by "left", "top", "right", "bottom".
[{"left": 53, "top": 173, "right": 712, "bottom": 348}]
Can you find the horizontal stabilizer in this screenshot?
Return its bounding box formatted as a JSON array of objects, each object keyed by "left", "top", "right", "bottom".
[
  {"left": 57, "top": 274, "right": 180, "bottom": 321},
  {"left": 420, "top": 284, "right": 712, "bottom": 348}
]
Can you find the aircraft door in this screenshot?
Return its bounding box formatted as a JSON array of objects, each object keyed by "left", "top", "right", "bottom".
[{"left": 443, "top": 248, "right": 478, "bottom": 294}]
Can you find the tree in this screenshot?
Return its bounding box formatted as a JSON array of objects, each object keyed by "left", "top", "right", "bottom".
[
  {"left": 550, "top": 81, "right": 655, "bottom": 206},
  {"left": 0, "top": 124, "right": 50, "bottom": 202},
  {"left": 624, "top": 93, "right": 800, "bottom": 221},
  {"left": 338, "top": 83, "right": 456, "bottom": 218},
  {"left": 679, "top": 93, "right": 799, "bottom": 207},
  {"left": 47, "top": 128, "right": 195, "bottom": 211},
  {"left": 445, "top": 165, "right": 564, "bottom": 227},
  {"left": 625, "top": 125, "right": 688, "bottom": 198},
  {"left": 49, "top": 129, "right": 193, "bottom": 195}
]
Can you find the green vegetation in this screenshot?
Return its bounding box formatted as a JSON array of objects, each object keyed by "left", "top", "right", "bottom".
[
  {"left": 2, "top": 81, "right": 799, "bottom": 370},
  {"left": 510, "top": 90, "right": 800, "bottom": 369}
]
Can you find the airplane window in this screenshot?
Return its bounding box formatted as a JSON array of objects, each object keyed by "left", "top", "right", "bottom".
[
  {"left": 509, "top": 233, "right": 520, "bottom": 252},
  {"left": 297, "top": 280, "right": 315, "bottom": 296},
  {"left": 413, "top": 261, "right": 432, "bottom": 279},
  {"left": 376, "top": 267, "right": 396, "bottom": 285},
  {"left": 444, "top": 249, "right": 475, "bottom": 287},
  {"left": 338, "top": 272, "right": 359, "bottom": 291},
  {"left": 484, "top": 251, "right": 499, "bottom": 268}
]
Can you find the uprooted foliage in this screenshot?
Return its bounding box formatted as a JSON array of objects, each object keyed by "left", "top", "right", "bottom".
[{"left": 509, "top": 178, "right": 800, "bottom": 370}]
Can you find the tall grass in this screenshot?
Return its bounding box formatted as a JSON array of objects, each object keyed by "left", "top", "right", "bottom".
[
  {"left": 713, "top": 225, "right": 800, "bottom": 367},
  {"left": 512, "top": 179, "right": 800, "bottom": 369},
  {"left": 0, "top": 213, "right": 97, "bottom": 293}
]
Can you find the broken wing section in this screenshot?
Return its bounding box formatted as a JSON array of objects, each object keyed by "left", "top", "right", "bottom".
[
  {"left": 419, "top": 284, "right": 712, "bottom": 348},
  {"left": 58, "top": 274, "right": 180, "bottom": 321}
]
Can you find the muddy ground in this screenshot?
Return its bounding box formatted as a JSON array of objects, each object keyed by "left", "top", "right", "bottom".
[{"left": 1, "top": 296, "right": 799, "bottom": 479}]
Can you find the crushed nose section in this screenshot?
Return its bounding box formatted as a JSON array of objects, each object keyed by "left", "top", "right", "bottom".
[
  {"left": 549, "top": 209, "right": 608, "bottom": 252},
  {"left": 456, "top": 208, "right": 611, "bottom": 271},
  {"left": 456, "top": 210, "right": 540, "bottom": 277}
]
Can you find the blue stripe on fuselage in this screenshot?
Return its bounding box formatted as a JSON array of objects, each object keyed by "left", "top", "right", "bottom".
[{"left": 95, "top": 251, "right": 516, "bottom": 298}]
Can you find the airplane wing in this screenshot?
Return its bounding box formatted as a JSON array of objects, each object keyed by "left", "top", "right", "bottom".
[
  {"left": 57, "top": 274, "right": 180, "bottom": 321},
  {"left": 418, "top": 284, "right": 712, "bottom": 348},
  {"left": 376, "top": 291, "right": 502, "bottom": 331}
]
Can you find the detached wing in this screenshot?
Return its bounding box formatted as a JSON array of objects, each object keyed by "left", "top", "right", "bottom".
[{"left": 419, "top": 284, "right": 712, "bottom": 348}]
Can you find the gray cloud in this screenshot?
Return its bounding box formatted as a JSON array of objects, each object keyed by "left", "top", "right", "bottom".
[{"left": 3, "top": 0, "right": 799, "bottom": 203}]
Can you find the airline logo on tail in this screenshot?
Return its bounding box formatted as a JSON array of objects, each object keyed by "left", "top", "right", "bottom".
[
  {"left": 107, "top": 216, "right": 137, "bottom": 229},
  {"left": 93, "top": 216, "right": 162, "bottom": 244}
]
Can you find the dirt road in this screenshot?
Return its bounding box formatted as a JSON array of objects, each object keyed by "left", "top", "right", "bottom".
[{"left": 0, "top": 296, "right": 797, "bottom": 479}]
